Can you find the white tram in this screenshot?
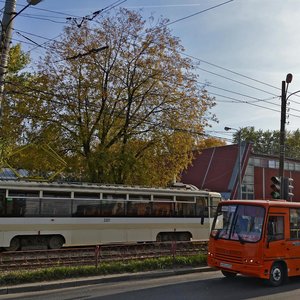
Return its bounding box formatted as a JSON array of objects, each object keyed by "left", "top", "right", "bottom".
[{"left": 0, "top": 180, "right": 221, "bottom": 250}]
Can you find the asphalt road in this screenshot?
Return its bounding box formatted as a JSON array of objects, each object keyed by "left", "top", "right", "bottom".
[{"left": 2, "top": 270, "right": 300, "bottom": 300}]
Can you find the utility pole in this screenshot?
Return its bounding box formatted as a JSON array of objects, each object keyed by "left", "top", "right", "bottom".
[
  {"left": 279, "top": 73, "right": 293, "bottom": 199},
  {"left": 0, "top": 0, "right": 17, "bottom": 122},
  {"left": 0, "top": 0, "right": 43, "bottom": 123}
]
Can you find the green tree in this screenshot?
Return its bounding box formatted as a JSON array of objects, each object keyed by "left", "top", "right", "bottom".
[
  {"left": 233, "top": 127, "right": 300, "bottom": 160},
  {"left": 0, "top": 44, "right": 31, "bottom": 161},
  {"left": 12, "top": 9, "right": 217, "bottom": 185}
]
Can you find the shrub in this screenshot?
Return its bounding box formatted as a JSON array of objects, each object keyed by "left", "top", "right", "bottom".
[{"left": 0, "top": 254, "right": 207, "bottom": 286}]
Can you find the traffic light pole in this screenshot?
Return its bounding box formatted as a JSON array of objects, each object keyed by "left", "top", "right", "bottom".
[
  {"left": 279, "top": 74, "right": 293, "bottom": 199},
  {"left": 279, "top": 80, "right": 286, "bottom": 199}
]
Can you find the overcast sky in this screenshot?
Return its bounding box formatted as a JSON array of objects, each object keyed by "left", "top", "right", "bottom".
[{"left": 8, "top": 0, "right": 300, "bottom": 142}]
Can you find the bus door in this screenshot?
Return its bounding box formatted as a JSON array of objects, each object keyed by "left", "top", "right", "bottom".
[
  {"left": 264, "top": 209, "right": 287, "bottom": 261},
  {"left": 284, "top": 208, "right": 300, "bottom": 275}
]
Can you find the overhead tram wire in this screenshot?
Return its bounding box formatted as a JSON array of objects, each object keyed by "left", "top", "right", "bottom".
[
  {"left": 13, "top": 28, "right": 67, "bottom": 53},
  {"left": 9, "top": 0, "right": 126, "bottom": 55},
  {"left": 5, "top": 1, "right": 292, "bottom": 127},
  {"left": 196, "top": 67, "right": 279, "bottom": 97},
  {"left": 15, "top": 31, "right": 48, "bottom": 48},
  {"left": 48, "top": 32, "right": 283, "bottom": 107},
  {"left": 6, "top": 0, "right": 297, "bottom": 104},
  {"left": 6, "top": 67, "right": 300, "bottom": 121},
  {"left": 14, "top": 28, "right": 61, "bottom": 43},
  {"left": 8, "top": 30, "right": 300, "bottom": 120},
  {"left": 0, "top": 0, "right": 82, "bottom": 19},
  {"left": 0, "top": 0, "right": 127, "bottom": 53},
  {"left": 164, "top": 0, "right": 234, "bottom": 26},
  {"left": 134, "top": 0, "right": 289, "bottom": 95},
  {"left": 14, "top": 14, "right": 67, "bottom": 24},
  {"left": 197, "top": 81, "right": 281, "bottom": 105},
  {"left": 210, "top": 92, "right": 300, "bottom": 119},
  {"left": 6, "top": 72, "right": 300, "bottom": 140},
  {"left": 5, "top": 81, "right": 221, "bottom": 140},
  {"left": 138, "top": 0, "right": 300, "bottom": 101},
  {"left": 7, "top": 0, "right": 300, "bottom": 116},
  {"left": 10, "top": 0, "right": 279, "bottom": 102},
  {"left": 11, "top": 0, "right": 233, "bottom": 62},
  {"left": 6, "top": 40, "right": 300, "bottom": 121}
]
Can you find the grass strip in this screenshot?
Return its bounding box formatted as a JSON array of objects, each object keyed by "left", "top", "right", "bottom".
[{"left": 0, "top": 254, "right": 207, "bottom": 286}]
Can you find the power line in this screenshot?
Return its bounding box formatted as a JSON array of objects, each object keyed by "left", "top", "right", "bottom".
[
  {"left": 210, "top": 91, "right": 300, "bottom": 118},
  {"left": 197, "top": 67, "right": 278, "bottom": 97},
  {"left": 7, "top": 1, "right": 300, "bottom": 121},
  {"left": 15, "top": 31, "right": 47, "bottom": 48},
  {"left": 0, "top": 0, "right": 82, "bottom": 18},
  {"left": 198, "top": 81, "right": 280, "bottom": 104},
  {"left": 165, "top": 0, "right": 234, "bottom": 26}
]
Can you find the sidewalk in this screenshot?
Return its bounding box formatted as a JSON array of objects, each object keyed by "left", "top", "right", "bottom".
[{"left": 0, "top": 266, "right": 216, "bottom": 295}]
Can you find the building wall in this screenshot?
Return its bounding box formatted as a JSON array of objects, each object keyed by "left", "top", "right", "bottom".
[{"left": 182, "top": 143, "right": 300, "bottom": 202}]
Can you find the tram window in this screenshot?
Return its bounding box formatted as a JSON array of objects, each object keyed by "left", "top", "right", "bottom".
[
  {"left": 209, "top": 197, "right": 220, "bottom": 216},
  {"left": 0, "top": 191, "right": 5, "bottom": 216},
  {"left": 175, "top": 202, "right": 195, "bottom": 217},
  {"left": 43, "top": 191, "right": 71, "bottom": 198},
  {"left": 195, "top": 197, "right": 206, "bottom": 217},
  {"left": 74, "top": 192, "right": 100, "bottom": 199},
  {"left": 153, "top": 195, "right": 173, "bottom": 202},
  {"left": 41, "top": 199, "right": 71, "bottom": 216},
  {"left": 5, "top": 198, "right": 26, "bottom": 217},
  {"left": 73, "top": 200, "right": 101, "bottom": 216},
  {"left": 127, "top": 201, "right": 151, "bottom": 217},
  {"left": 111, "top": 201, "right": 125, "bottom": 216},
  {"left": 101, "top": 200, "right": 117, "bottom": 216},
  {"left": 129, "top": 194, "right": 151, "bottom": 201},
  {"left": 23, "top": 199, "right": 40, "bottom": 216},
  {"left": 152, "top": 202, "right": 173, "bottom": 217},
  {"left": 176, "top": 196, "right": 195, "bottom": 202},
  {"left": 103, "top": 193, "right": 126, "bottom": 200},
  {"left": 8, "top": 190, "right": 39, "bottom": 197}
]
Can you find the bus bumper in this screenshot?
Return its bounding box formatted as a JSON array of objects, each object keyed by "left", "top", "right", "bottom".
[{"left": 207, "top": 256, "right": 269, "bottom": 279}]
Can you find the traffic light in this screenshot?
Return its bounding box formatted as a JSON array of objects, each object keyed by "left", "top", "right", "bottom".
[
  {"left": 271, "top": 176, "right": 281, "bottom": 199},
  {"left": 283, "top": 177, "right": 294, "bottom": 201}
]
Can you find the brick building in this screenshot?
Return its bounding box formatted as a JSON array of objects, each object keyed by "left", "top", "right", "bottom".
[{"left": 181, "top": 143, "right": 300, "bottom": 201}]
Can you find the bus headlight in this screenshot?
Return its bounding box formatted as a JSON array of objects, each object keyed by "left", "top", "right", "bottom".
[{"left": 244, "top": 258, "right": 260, "bottom": 264}]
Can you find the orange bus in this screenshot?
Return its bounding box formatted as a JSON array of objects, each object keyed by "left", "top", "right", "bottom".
[{"left": 208, "top": 199, "right": 300, "bottom": 286}]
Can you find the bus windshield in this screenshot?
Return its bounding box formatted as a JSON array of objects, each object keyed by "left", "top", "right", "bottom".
[{"left": 210, "top": 204, "right": 265, "bottom": 243}]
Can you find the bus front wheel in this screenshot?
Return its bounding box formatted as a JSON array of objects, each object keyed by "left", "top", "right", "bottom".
[
  {"left": 221, "top": 270, "right": 237, "bottom": 278},
  {"left": 268, "top": 262, "right": 285, "bottom": 287}
]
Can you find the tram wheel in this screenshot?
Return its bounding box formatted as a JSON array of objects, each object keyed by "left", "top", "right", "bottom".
[
  {"left": 48, "top": 235, "right": 64, "bottom": 249},
  {"left": 5, "top": 237, "right": 21, "bottom": 251}
]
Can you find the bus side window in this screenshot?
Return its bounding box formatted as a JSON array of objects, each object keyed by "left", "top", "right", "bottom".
[
  {"left": 290, "top": 208, "right": 300, "bottom": 240},
  {"left": 267, "top": 216, "right": 284, "bottom": 241}
]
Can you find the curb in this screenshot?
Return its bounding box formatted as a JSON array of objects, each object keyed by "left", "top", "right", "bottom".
[{"left": 0, "top": 266, "right": 216, "bottom": 295}]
